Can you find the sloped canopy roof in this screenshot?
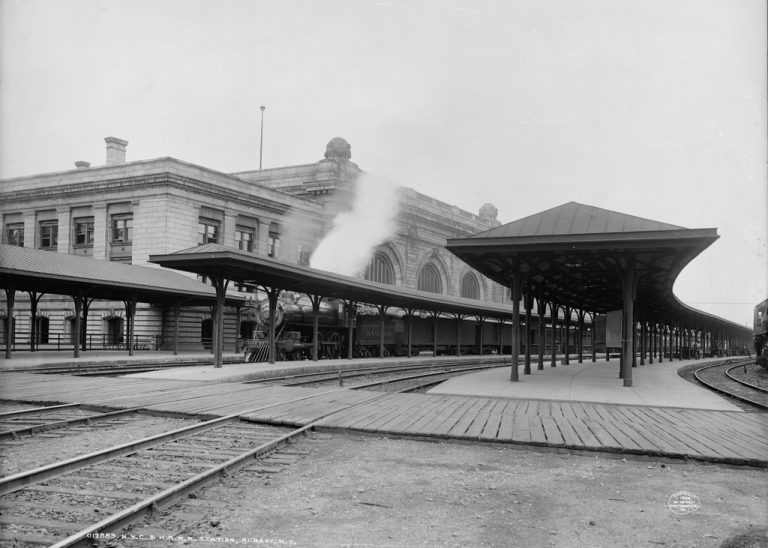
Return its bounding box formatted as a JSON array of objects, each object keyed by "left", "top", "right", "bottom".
[
  {"left": 474, "top": 201, "right": 686, "bottom": 238},
  {"left": 0, "top": 244, "right": 245, "bottom": 306},
  {"left": 447, "top": 202, "right": 745, "bottom": 332},
  {"left": 150, "top": 244, "right": 516, "bottom": 319}
]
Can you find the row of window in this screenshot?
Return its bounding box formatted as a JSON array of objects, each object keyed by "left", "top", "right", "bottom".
[
  {"left": 198, "top": 218, "right": 280, "bottom": 258},
  {"left": 364, "top": 252, "right": 482, "bottom": 299},
  {"left": 4, "top": 215, "right": 133, "bottom": 250}
]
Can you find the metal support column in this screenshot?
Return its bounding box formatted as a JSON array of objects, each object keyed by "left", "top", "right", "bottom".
[
  {"left": 524, "top": 294, "right": 532, "bottom": 375},
  {"left": 73, "top": 292, "right": 83, "bottom": 359},
  {"left": 378, "top": 305, "right": 388, "bottom": 358},
  {"left": 4, "top": 288, "right": 15, "bottom": 359},
  {"left": 173, "top": 300, "right": 180, "bottom": 356},
  {"left": 620, "top": 258, "right": 637, "bottom": 387},
  {"left": 267, "top": 287, "right": 279, "bottom": 365},
  {"left": 562, "top": 306, "right": 571, "bottom": 365},
  {"left": 537, "top": 298, "right": 546, "bottom": 370},
  {"left": 124, "top": 296, "right": 137, "bottom": 357},
  {"left": 510, "top": 270, "right": 522, "bottom": 382},
  {"left": 550, "top": 302, "right": 558, "bottom": 368},
  {"left": 310, "top": 294, "right": 322, "bottom": 362},
  {"left": 346, "top": 300, "right": 356, "bottom": 360}
]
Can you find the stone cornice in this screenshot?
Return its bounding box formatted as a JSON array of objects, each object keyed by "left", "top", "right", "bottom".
[{"left": 0, "top": 172, "right": 323, "bottom": 218}]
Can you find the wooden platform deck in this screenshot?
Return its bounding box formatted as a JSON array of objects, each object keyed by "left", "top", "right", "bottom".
[{"left": 1, "top": 372, "right": 765, "bottom": 466}]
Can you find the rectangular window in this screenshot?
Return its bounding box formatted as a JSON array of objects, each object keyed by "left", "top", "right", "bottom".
[
  {"left": 5, "top": 223, "right": 24, "bottom": 247},
  {"left": 39, "top": 221, "right": 58, "bottom": 249},
  {"left": 74, "top": 217, "right": 94, "bottom": 247},
  {"left": 235, "top": 225, "right": 255, "bottom": 252},
  {"left": 111, "top": 215, "right": 133, "bottom": 243},
  {"left": 268, "top": 222, "right": 280, "bottom": 258},
  {"left": 198, "top": 218, "right": 220, "bottom": 245},
  {"left": 297, "top": 244, "right": 311, "bottom": 266}
]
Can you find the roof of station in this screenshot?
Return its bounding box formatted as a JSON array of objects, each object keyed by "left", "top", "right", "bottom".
[
  {"left": 0, "top": 244, "right": 245, "bottom": 306},
  {"left": 149, "top": 244, "right": 516, "bottom": 319},
  {"left": 447, "top": 202, "right": 747, "bottom": 332}
]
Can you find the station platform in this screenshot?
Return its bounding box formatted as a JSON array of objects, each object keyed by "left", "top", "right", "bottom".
[
  {"left": 429, "top": 358, "right": 744, "bottom": 412},
  {"left": 0, "top": 350, "right": 745, "bottom": 411},
  {"left": 1, "top": 351, "right": 764, "bottom": 466}
]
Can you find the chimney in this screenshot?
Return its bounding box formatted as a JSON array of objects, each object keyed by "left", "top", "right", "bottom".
[
  {"left": 74, "top": 161, "right": 91, "bottom": 169},
  {"left": 105, "top": 137, "right": 129, "bottom": 165}
]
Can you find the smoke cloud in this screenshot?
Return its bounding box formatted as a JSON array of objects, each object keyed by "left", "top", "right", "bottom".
[{"left": 310, "top": 174, "right": 400, "bottom": 276}]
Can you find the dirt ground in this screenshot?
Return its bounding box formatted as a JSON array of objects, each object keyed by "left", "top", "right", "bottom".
[{"left": 135, "top": 432, "right": 767, "bottom": 548}]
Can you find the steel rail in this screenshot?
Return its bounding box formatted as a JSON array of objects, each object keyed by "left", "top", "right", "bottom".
[
  {"left": 49, "top": 393, "right": 393, "bottom": 548},
  {"left": 0, "top": 360, "right": 228, "bottom": 375},
  {"left": 694, "top": 359, "right": 768, "bottom": 410},
  {"left": 0, "top": 407, "right": 142, "bottom": 440},
  {"left": 0, "top": 402, "right": 81, "bottom": 418},
  {"left": 398, "top": 379, "right": 447, "bottom": 393},
  {"left": 725, "top": 364, "right": 768, "bottom": 393},
  {"left": 348, "top": 364, "right": 494, "bottom": 390},
  {"left": 0, "top": 386, "right": 354, "bottom": 495},
  {"left": 284, "top": 364, "right": 498, "bottom": 387},
  {"left": 242, "top": 357, "right": 509, "bottom": 385}
]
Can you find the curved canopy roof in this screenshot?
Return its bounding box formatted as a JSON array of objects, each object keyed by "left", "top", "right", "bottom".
[{"left": 447, "top": 202, "right": 746, "bottom": 332}]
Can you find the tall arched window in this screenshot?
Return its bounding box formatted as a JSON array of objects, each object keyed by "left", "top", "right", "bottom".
[
  {"left": 460, "top": 273, "right": 480, "bottom": 300},
  {"left": 417, "top": 263, "right": 443, "bottom": 294},
  {"left": 365, "top": 253, "right": 395, "bottom": 285}
]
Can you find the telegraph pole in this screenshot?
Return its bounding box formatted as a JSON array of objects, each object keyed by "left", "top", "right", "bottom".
[{"left": 259, "top": 105, "right": 266, "bottom": 170}]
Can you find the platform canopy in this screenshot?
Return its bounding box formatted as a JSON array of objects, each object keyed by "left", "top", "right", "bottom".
[
  {"left": 0, "top": 244, "right": 245, "bottom": 306},
  {"left": 446, "top": 202, "right": 747, "bottom": 386},
  {"left": 149, "top": 243, "right": 516, "bottom": 319},
  {"left": 447, "top": 202, "right": 723, "bottom": 322}
]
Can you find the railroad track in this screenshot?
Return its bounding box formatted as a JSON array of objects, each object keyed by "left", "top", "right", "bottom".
[
  {"left": 0, "top": 404, "right": 149, "bottom": 441},
  {"left": 694, "top": 359, "right": 768, "bottom": 410},
  {"left": 0, "top": 390, "right": 391, "bottom": 547},
  {"left": 0, "top": 359, "right": 240, "bottom": 377},
  {"left": 246, "top": 360, "right": 507, "bottom": 388}
]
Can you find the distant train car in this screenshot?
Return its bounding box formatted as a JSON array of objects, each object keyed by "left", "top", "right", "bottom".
[
  {"left": 754, "top": 298, "right": 767, "bottom": 364},
  {"left": 355, "top": 314, "right": 507, "bottom": 357},
  {"left": 245, "top": 294, "right": 592, "bottom": 362}
]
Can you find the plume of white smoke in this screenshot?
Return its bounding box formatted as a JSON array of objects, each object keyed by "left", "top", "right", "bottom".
[{"left": 310, "top": 174, "right": 400, "bottom": 276}]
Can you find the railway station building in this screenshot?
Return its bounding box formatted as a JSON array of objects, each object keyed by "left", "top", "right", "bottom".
[
  {"left": 0, "top": 136, "right": 752, "bottom": 373},
  {"left": 0, "top": 136, "right": 514, "bottom": 354}
]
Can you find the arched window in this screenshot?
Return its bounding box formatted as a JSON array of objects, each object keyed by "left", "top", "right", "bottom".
[
  {"left": 460, "top": 273, "right": 480, "bottom": 300},
  {"left": 417, "top": 263, "right": 443, "bottom": 294},
  {"left": 364, "top": 253, "right": 395, "bottom": 285}
]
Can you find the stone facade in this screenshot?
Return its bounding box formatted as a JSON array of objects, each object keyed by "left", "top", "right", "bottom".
[{"left": 1, "top": 137, "right": 508, "bottom": 351}]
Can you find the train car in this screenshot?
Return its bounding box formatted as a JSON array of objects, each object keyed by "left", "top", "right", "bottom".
[
  {"left": 244, "top": 294, "right": 593, "bottom": 362},
  {"left": 754, "top": 298, "right": 767, "bottom": 368}
]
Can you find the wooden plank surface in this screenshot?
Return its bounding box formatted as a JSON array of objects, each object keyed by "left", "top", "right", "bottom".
[{"left": 1, "top": 372, "right": 766, "bottom": 465}]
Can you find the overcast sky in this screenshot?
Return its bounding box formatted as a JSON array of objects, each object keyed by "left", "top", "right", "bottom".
[{"left": 1, "top": 0, "right": 765, "bottom": 327}]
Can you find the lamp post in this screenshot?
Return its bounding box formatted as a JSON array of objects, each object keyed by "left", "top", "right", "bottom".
[{"left": 259, "top": 105, "right": 266, "bottom": 170}]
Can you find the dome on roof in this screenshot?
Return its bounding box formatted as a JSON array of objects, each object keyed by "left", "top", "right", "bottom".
[
  {"left": 479, "top": 203, "right": 498, "bottom": 222},
  {"left": 324, "top": 137, "right": 352, "bottom": 161}
]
